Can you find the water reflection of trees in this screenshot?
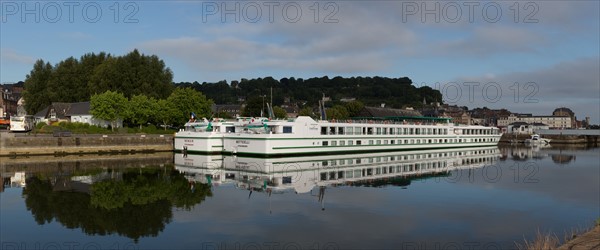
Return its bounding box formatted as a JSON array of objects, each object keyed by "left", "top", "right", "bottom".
[{"left": 22, "top": 167, "right": 212, "bottom": 241}]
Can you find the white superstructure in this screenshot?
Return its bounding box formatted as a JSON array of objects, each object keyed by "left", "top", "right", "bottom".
[{"left": 222, "top": 116, "right": 501, "bottom": 157}]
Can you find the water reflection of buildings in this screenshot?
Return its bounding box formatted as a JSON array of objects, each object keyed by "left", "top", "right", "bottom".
[
  {"left": 0, "top": 172, "right": 27, "bottom": 192},
  {"left": 175, "top": 146, "right": 501, "bottom": 195},
  {"left": 499, "top": 145, "right": 577, "bottom": 164}
]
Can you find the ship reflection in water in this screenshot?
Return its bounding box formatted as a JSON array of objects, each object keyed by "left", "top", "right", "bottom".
[{"left": 175, "top": 147, "right": 501, "bottom": 210}]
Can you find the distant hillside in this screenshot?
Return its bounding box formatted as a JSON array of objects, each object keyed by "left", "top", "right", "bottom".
[{"left": 174, "top": 76, "right": 442, "bottom": 108}]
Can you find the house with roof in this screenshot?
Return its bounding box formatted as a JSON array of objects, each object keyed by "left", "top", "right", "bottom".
[{"left": 34, "top": 102, "right": 120, "bottom": 128}]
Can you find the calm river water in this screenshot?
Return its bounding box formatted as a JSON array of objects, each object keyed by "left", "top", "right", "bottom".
[{"left": 1, "top": 145, "right": 598, "bottom": 249}]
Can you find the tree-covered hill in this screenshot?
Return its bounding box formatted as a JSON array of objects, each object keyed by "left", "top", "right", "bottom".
[{"left": 175, "top": 76, "right": 442, "bottom": 109}]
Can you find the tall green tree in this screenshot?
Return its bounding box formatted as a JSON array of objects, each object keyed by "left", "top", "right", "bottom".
[
  {"left": 46, "top": 57, "right": 82, "bottom": 103},
  {"left": 326, "top": 105, "right": 349, "bottom": 120},
  {"left": 89, "top": 49, "right": 173, "bottom": 99},
  {"left": 129, "top": 94, "right": 158, "bottom": 129},
  {"left": 345, "top": 100, "right": 364, "bottom": 117},
  {"left": 23, "top": 60, "right": 53, "bottom": 114},
  {"left": 273, "top": 106, "right": 287, "bottom": 119},
  {"left": 155, "top": 99, "right": 177, "bottom": 130},
  {"left": 241, "top": 96, "right": 264, "bottom": 117},
  {"left": 166, "top": 88, "right": 213, "bottom": 126},
  {"left": 90, "top": 90, "right": 129, "bottom": 131}
]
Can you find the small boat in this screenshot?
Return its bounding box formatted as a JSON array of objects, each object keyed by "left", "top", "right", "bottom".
[{"left": 524, "top": 134, "right": 551, "bottom": 145}]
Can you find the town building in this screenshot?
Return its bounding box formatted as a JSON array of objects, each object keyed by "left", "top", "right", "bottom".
[
  {"left": 498, "top": 114, "right": 571, "bottom": 129},
  {"left": 0, "top": 86, "right": 19, "bottom": 118},
  {"left": 506, "top": 122, "right": 550, "bottom": 134},
  {"left": 34, "top": 102, "right": 119, "bottom": 128}
]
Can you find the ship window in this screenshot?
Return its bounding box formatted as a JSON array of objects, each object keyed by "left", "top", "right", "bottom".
[
  {"left": 331, "top": 141, "right": 337, "bottom": 146},
  {"left": 340, "top": 140, "right": 345, "bottom": 146},
  {"left": 415, "top": 128, "right": 420, "bottom": 135},
  {"left": 346, "top": 171, "right": 354, "bottom": 178},
  {"left": 320, "top": 172, "right": 327, "bottom": 181},
  {"left": 355, "top": 127, "right": 361, "bottom": 135},
  {"left": 382, "top": 128, "right": 387, "bottom": 135},
  {"left": 369, "top": 140, "right": 374, "bottom": 145},
  {"left": 376, "top": 140, "right": 381, "bottom": 145},
  {"left": 283, "top": 126, "right": 292, "bottom": 133},
  {"left": 283, "top": 176, "right": 292, "bottom": 184},
  {"left": 409, "top": 128, "right": 414, "bottom": 135},
  {"left": 338, "top": 127, "right": 345, "bottom": 135},
  {"left": 354, "top": 169, "right": 362, "bottom": 177},
  {"left": 389, "top": 128, "right": 394, "bottom": 135},
  {"left": 346, "top": 127, "right": 353, "bottom": 134},
  {"left": 226, "top": 126, "right": 236, "bottom": 133},
  {"left": 367, "top": 127, "right": 373, "bottom": 135},
  {"left": 321, "top": 127, "right": 327, "bottom": 135},
  {"left": 356, "top": 140, "right": 361, "bottom": 145},
  {"left": 322, "top": 141, "right": 328, "bottom": 146},
  {"left": 348, "top": 140, "right": 353, "bottom": 145},
  {"left": 329, "top": 127, "right": 336, "bottom": 135},
  {"left": 391, "top": 140, "right": 395, "bottom": 144},
  {"left": 384, "top": 140, "right": 388, "bottom": 144}
]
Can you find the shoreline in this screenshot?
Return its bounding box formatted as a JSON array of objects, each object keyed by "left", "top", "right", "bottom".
[
  {"left": 557, "top": 225, "right": 600, "bottom": 250},
  {"left": 0, "top": 132, "right": 174, "bottom": 157}
]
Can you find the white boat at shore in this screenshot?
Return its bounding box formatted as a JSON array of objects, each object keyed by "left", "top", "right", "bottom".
[
  {"left": 524, "top": 134, "right": 551, "bottom": 145},
  {"left": 222, "top": 116, "right": 502, "bottom": 157},
  {"left": 174, "top": 117, "right": 271, "bottom": 154}
]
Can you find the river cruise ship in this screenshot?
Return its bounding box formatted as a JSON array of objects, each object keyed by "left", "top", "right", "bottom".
[{"left": 222, "top": 116, "right": 501, "bottom": 157}]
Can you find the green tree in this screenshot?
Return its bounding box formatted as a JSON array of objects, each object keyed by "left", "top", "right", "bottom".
[
  {"left": 273, "top": 106, "right": 287, "bottom": 119},
  {"left": 345, "top": 100, "right": 364, "bottom": 117},
  {"left": 241, "top": 96, "right": 264, "bottom": 117},
  {"left": 299, "top": 107, "right": 314, "bottom": 117},
  {"left": 129, "top": 95, "right": 158, "bottom": 130},
  {"left": 90, "top": 90, "right": 129, "bottom": 131},
  {"left": 46, "top": 57, "right": 84, "bottom": 103},
  {"left": 23, "top": 60, "right": 53, "bottom": 114},
  {"left": 166, "top": 88, "right": 213, "bottom": 126},
  {"left": 89, "top": 49, "right": 173, "bottom": 99},
  {"left": 155, "top": 99, "right": 177, "bottom": 130},
  {"left": 326, "top": 105, "right": 349, "bottom": 120}
]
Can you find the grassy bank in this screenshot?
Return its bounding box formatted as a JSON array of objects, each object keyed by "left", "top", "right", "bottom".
[
  {"left": 516, "top": 219, "right": 600, "bottom": 250},
  {"left": 34, "top": 122, "right": 177, "bottom": 135}
]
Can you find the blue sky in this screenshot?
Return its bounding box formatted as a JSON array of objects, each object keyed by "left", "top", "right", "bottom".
[{"left": 1, "top": 1, "right": 599, "bottom": 123}]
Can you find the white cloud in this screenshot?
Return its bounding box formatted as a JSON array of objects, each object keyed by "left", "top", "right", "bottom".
[
  {"left": 0, "top": 49, "right": 36, "bottom": 65},
  {"left": 449, "top": 57, "right": 600, "bottom": 123}
]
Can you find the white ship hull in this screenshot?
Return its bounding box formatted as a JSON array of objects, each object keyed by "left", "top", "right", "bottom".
[{"left": 174, "top": 131, "right": 224, "bottom": 154}]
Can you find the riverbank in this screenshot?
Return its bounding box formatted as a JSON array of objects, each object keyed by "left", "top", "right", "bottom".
[
  {"left": 557, "top": 225, "right": 600, "bottom": 250},
  {"left": 0, "top": 132, "right": 174, "bottom": 157}
]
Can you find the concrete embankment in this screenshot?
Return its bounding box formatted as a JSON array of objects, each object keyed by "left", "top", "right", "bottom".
[{"left": 0, "top": 133, "right": 174, "bottom": 157}]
